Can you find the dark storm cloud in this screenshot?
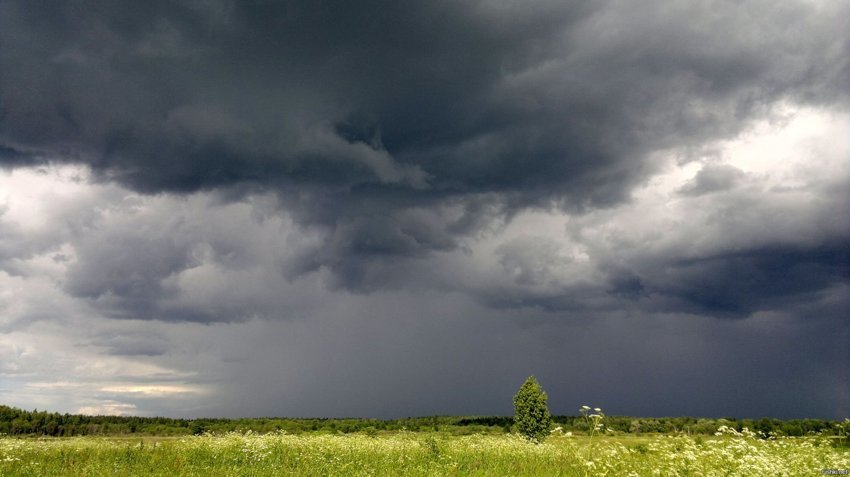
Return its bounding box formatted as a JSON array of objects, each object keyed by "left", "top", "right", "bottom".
[
  {"left": 0, "top": 144, "right": 41, "bottom": 167},
  {"left": 589, "top": 183, "right": 850, "bottom": 320},
  {"left": 647, "top": 242, "right": 850, "bottom": 318},
  {"left": 3, "top": 2, "right": 848, "bottom": 195},
  {"left": 1, "top": 0, "right": 849, "bottom": 318}
]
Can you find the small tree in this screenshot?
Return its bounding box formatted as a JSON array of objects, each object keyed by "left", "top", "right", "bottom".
[{"left": 513, "top": 375, "right": 552, "bottom": 442}]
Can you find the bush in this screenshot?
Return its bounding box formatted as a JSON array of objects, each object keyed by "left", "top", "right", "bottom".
[{"left": 513, "top": 376, "right": 552, "bottom": 442}]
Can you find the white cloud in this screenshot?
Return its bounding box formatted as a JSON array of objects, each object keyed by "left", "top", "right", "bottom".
[{"left": 77, "top": 402, "right": 138, "bottom": 416}]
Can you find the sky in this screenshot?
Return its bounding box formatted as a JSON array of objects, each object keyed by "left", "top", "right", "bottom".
[{"left": 0, "top": 0, "right": 848, "bottom": 420}]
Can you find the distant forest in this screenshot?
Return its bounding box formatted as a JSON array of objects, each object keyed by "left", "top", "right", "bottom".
[{"left": 0, "top": 405, "right": 843, "bottom": 438}]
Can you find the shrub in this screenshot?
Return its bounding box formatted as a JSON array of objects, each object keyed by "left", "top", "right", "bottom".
[{"left": 513, "top": 376, "right": 552, "bottom": 442}]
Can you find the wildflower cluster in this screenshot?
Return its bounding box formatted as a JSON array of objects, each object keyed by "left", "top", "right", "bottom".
[{"left": 581, "top": 405, "right": 607, "bottom": 434}]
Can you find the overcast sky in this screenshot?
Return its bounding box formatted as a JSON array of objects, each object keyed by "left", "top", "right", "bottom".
[{"left": 1, "top": 0, "right": 848, "bottom": 420}]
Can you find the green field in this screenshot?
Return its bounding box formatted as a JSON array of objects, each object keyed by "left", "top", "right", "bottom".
[{"left": 2, "top": 430, "right": 848, "bottom": 476}]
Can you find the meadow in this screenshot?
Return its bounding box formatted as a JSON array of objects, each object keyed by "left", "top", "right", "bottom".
[{"left": 1, "top": 428, "right": 848, "bottom": 476}]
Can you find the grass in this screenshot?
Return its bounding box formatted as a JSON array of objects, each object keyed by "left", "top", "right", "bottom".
[{"left": 1, "top": 430, "right": 848, "bottom": 476}]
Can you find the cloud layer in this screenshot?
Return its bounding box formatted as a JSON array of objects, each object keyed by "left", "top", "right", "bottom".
[{"left": 0, "top": 0, "right": 847, "bottom": 419}]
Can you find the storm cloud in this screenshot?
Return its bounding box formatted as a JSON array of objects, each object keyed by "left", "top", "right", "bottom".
[{"left": 0, "top": 0, "right": 848, "bottom": 419}]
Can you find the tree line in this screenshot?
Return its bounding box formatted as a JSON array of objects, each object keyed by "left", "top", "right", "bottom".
[{"left": 0, "top": 404, "right": 844, "bottom": 438}]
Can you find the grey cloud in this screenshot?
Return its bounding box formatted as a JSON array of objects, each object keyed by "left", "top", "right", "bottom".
[
  {"left": 496, "top": 236, "right": 571, "bottom": 286},
  {"left": 87, "top": 330, "right": 170, "bottom": 357},
  {"left": 678, "top": 164, "right": 746, "bottom": 196},
  {"left": 4, "top": 147, "right": 841, "bottom": 326},
  {"left": 1, "top": 0, "right": 849, "bottom": 295},
  {"left": 0, "top": 0, "right": 846, "bottom": 421},
  {"left": 0, "top": 2, "right": 847, "bottom": 321},
  {"left": 649, "top": 242, "right": 849, "bottom": 318},
  {"left": 62, "top": 216, "right": 202, "bottom": 321},
  {"left": 48, "top": 190, "right": 335, "bottom": 322},
  {"left": 595, "top": 190, "right": 848, "bottom": 319},
  {"left": 438, "top": 157, "right": 850, "bottom": 319},
  {"left": 604, "top": 268, "right": 645, "bottom": 300},
  {"left": 0, "top": 144, "right": 41, "bottom": 168},
  {"left": 1, "top": 173, "right": 846, "bottom": 419},
  {"left": 65, "top": 235, "right": 193, "bottom": 303},
  {"left": 0, "top": 211, "right": 61, "bottom": 276}
]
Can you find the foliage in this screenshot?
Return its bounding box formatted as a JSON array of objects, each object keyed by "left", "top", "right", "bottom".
[
  {"left": 512, "top": 376, "right": 552, "bottom": 442},
  {"left": 0, "top": 405, "right": 847, "bottom": 439}
]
